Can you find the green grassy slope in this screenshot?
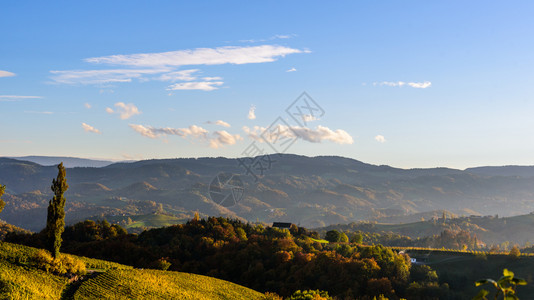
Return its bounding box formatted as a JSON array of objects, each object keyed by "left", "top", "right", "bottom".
[
  {"left": 0, "top": 260, "right": 67, "bottom": 300},
  {"left": 0, "top": 242, "right": 263, "bottom": 300},
  {"left": 74, "top": 269, "right": 264, "bottom": 300}
]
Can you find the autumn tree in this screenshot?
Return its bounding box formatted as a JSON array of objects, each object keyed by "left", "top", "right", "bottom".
[
  {"left": 45, "top": 163, "right": 69, "bottom": 258},
  {"left": 0, "top": 184, "right": 5, "bottom": 214}
]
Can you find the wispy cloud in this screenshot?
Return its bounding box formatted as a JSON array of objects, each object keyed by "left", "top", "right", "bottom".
[
  {"left": 0, "top": 70, "right": 15, "bottom": 77},
  {"left": 84, "top": 102, "right": 92, "bottom": 109},
  {"left": 206, "top": 120, "right": 231, "bottom": 127},
  {"left": 51, "top": 45, "right": 308, "bottom": 91},
  {"left": 129, "top": 124, "right": 209, "bottom": 139},
  {"left": 106, "top": 102, "right": 141, "bottom": 120},
  {"left": 373, "top": 81, "right": 432, "bottom": 89},
  {"left": 158, "top": 69, "right": 199, "bottom": 82},
  {"left": 167, "top": 81, "right": 223, "bottom": 91},
  {"left": 0, "top": 95, "right": 42, "bottom": 102},
  {"left": 82, "top": 123, "right": 101, "bottom": 134},
  {"left": 243, "top": 125, "right": 353, "bottom": 144},
  {"left": 85, "top": 45, "right": 307, "bottom": 67},
  {"left": 129, "top": 124, "right": 241, "bottom": 148},
  {"left": 407, "top": 81, "right": 432, "bottom": 88},
  {"left": 286, "top": 67, "right": 297, "bottom": 72},
  {"left": 248, "top": 105, "right": 256, "bottom": 120},
  {"left": 203, "top": 76, "right": 222, "bottom": 81},
  {"left": 375, "top": 135, "right": 386, "bottom": 143},
  {"left": 50, "top": 68, "right": 168, "bottom": 85}
]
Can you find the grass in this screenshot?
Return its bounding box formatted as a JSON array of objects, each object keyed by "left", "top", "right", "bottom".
[
  {"left": 0, "top": 260, "right": 67, "bottom": 300},
  {"left": 74, "top": 269, "right": 264, "bottom": 300},
  {"left": 309, "top": 237, "right": 329, "bottom": 244},
  {"left": 104, "top": 213, "right": 187, "bottom": 230},
  {"left": 0, "top": 241, "right": 264, "bottom": 299}
]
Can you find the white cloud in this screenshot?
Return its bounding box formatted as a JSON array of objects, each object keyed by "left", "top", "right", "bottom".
[
  {"left": 82, "top": 123, "right": 101, "bottom": 134},
  {"left": 50, "top": 68, "right": 168, "bottom": 85},
  {"left": 248, "top": 105, "right": 256, "bottom": 120},
  {"left": 84, "top": 102, "right": 92, "bottom": 109},
  {"left": 374, "top": 81, "right": 432, "bottom": 89},
  {"left": 206, "top": 120, "right": 231, "bottom": 127},
  {"left": 407, "top": 81, "right": 432, "bottom": 88},
  {"left": 0, "top": 95, "right": 42, "bottom": 102},
  {"left": 375, "top": 135, "right": 386, "bottom": 143},
  {"left": 129, "top": 124, "right": 209, "bottom": 140},
  {"left": 0, "top": 70, "right": 15, "bottom": 77},
  {"left": 208, "top": 131, "right": 243, "bottom": 148},
  {"left": 301, "top": 114, "right": 318, "bottom": 122},
  {"left": 106, "top": 102, "right": 141, "bottom": 120},
  {"left": 167, "top": 81, "right": 223, "bottom": 91},
  {"left": 286, "top": 68, "right": 297, "bottom": 72},
  {"left": 85, "top": 45, "right": 308, "bottom": 67},
  {"left": 52, "top": 45, "right": 308, "bottom": 90},
  {"left": 242, "top": 125, "right": 353, "bottom": 144},
  {"left": 129, "top": 124, "right": 241, "bottom": 148},
  {"left": 158, "top": 69, "right": 199, "bottom": 82}
]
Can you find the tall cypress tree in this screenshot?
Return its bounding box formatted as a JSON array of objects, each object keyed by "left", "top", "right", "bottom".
[{"left": 46, "top": 163, "right": 69, "bottom": 258}]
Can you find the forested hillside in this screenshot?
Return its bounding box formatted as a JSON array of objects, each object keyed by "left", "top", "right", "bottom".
[{"left": 3, "top": 155, "right": 534, "bottom": 232}]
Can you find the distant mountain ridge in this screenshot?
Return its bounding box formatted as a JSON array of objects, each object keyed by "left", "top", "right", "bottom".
[
  {"left": 2, "top": 154, "right": 534, "bottom": 231},
  {"left": 7, "top": 156, "right": 121, "bottom": 168},
  {"left": 465, "top": 165, "right": 534, "bottom": 177}
]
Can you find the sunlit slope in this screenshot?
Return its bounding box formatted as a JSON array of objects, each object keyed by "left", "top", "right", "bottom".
[
  {"left": 0, "top": 242, "right": 263, "bottom": 300},
  {"left": 74, "top": 269, "right": 264, "bottom": 300},
  {"left": 0, "top": 260, "right": 67, "bottom": 300}
]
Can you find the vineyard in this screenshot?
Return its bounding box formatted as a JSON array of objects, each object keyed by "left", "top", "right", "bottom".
[
  {"left": 73, "top": 268, "right": 264, "bottom": 299},
  {"left": 0, "top": 241, "right": 264, "bottom": 299},
  {"left": 0, "top": 260, "right": 67, "bottom": 299}
]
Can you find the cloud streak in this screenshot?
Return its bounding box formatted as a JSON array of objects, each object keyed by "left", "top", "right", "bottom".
[
  {"left": 243, "top": 125, "right": 353, "bottom": 144},
  {"left": 0, "top": 70, "right": 15, "bottom": 77},
  {"left": 85, "top": 45, "right": 307, "bottom": 67},
  {"left": 50, "top": 68, "right": 168, "bottom": 85},
  {"left": 167, "top": 81, "right": 223, "bottom": 91},
  {"left": 129, "top": 124, "right": 241, "bottom": 148},
  {"left": 0, "top": 95, "right": 42, "bottom": 102},
  {"left": 374, "top": 81, "right": 432, "bottom": 89},
  {"left": 82, "top": 123, "right": 101, "bottom": 134},
  {"left": 51, "top": 45, "right": 308, "bottom": 91},
  {"left": 206, "top": 120, "right": 231, "bottom": 127}
]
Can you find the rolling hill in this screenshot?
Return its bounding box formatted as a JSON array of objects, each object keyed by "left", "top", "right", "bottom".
[
  {"left": 0, "top": 242, "right": 263, "bottom": 299},
  {"left": 3, "top": 155, "right": 534, "bottom": 231}
]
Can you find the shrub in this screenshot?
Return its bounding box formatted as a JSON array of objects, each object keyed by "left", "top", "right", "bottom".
[
  {"left": 150, "top": 258, "right": 171, "bottom": 271},
  {"left": 33, "top": 249, "right": 86, "bottom": 275},
  {"left": 509, "top": 245, "right": 521, "bottom": 259},
  {"left": 288, "top": 290, "right": 332, "bottom": 300},
  {"left": 263, "top": 292, "right": 283, "bottom": 300}
]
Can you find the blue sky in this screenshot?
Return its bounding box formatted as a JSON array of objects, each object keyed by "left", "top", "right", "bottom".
[{"left": 1, "top": 1, "right": 534, "bottom": 169}]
